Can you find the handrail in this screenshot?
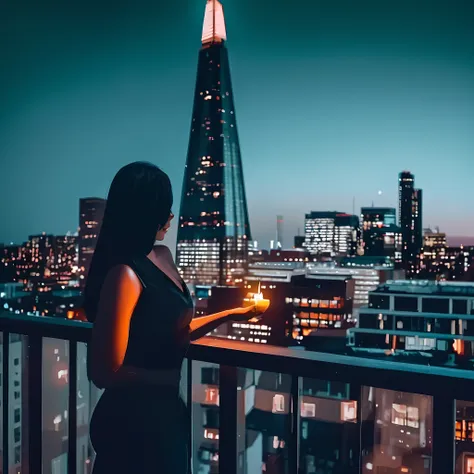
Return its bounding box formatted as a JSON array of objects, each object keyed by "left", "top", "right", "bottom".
[{"left": 1, "top": 310, "right": 474, "bottom": 399}]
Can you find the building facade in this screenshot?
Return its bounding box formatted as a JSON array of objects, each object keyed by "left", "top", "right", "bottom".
[
  {"left": 361, "top": 207, "right": 402, "bottom": 264},
  {"left": 398, "top": 172, "right": 423, "bottom": 276},
  {"left": 361, "top": 207, "right": 396, "bottom": 230},
  {"left": 78, "top": 198, "right": 106, "bottom": 285},
  {"left": 176, "top": 0, "right": 251, "bottom": 286},
  {"left": 348, "top": 280, "right": 474, "bottom": 362},
  {"left": 304, "top": 212, "right": 359, "bottom": 257}
]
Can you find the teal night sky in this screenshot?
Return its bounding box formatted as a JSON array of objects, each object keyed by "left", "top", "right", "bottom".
[{"left": 1, "top": 0, "right": 473, "bottom": 248}]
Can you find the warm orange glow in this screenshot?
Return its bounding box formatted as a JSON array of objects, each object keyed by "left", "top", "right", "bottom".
[
  {"left": 67, "top": 310, "right": 74, "bottom": 320},
  {"left": 201, "top": 0, "right": 227, "bottom": 45},
  {"left": 243, "top": 282, "right": 270, "bottom": 315},
  {"left": 453, "top": 339, "right": 464, "bottom": 355}
]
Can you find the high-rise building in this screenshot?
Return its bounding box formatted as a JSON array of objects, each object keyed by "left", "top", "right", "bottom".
[
  {"left": 304, "top": 212, "right": 359, "bottom": 257},
  {"left": 0, "top": 244, "right": 21, "bottom": 283},
  {"left": 361, "top": 207, "right": 396, "bottom": 231},
  {"left": 78, "top": 198, "right": 106, "bottom": 284},
  {"left": 176, "top": 0, "right": 251, "bottom": 286},
  {"left": 361, "top": 207, "right": 402, "bottom": 264},
  {"left": 21, "top": 234, "right": 54, "bottom": 288},
  {"left": 398, "top": 171, "right": 423, "bottom": 275},
  {"left": 49, "top": 235, "right": 78, "bottom": 286}
]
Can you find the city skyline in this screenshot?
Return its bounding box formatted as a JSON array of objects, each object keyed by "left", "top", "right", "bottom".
[{"left": 1, "top": 0, "right": 474, "bottom": 247}]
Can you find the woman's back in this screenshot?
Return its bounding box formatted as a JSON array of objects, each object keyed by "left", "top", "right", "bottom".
[{"left": 123, "top": 255, "right": 194, "bottom": 371}]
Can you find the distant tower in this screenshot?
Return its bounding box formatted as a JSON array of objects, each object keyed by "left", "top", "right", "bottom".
[
  {"left": 304, "top": 212, "right": 359, "bottom": 257},
  {"left": 78, "top": 197, "right": 106, "bottom": 285},
  {"left": 398, "top": 171, "right": 422, "bottom": 275},
  {"left": 176, "top": 0, "right": 251, "bottom": 286},
  {"left": 276, "top": 215, "right": 284, "bottom": 249}
]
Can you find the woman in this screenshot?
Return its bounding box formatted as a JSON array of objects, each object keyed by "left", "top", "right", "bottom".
[{"left": 84, "top": 161, "right": 260, "bottom": 473}]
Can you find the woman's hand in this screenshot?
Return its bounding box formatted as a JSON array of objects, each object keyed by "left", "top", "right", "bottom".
[{"left": 227, "top": 304, "right": 260, "bottom": 322}]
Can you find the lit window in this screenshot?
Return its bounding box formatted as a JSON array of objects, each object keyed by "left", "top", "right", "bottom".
[
  {"left": 341, "top": 401, "right": 357, "bottom": 422},
  {"left": 301, "top": 402, "right": 316, "bottom": 417},
  {"left": 205, "top": 388, "right": 219, "bottom": 405},
  {"left": 272, "top": 394, "right": 285, "bottom": 413}
]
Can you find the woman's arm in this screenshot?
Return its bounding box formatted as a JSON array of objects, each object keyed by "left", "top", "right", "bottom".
[
  {"left": 87, "top": 264, "right": 144, "bottom": 389},
  {"left": 189, "top": 305, "right": 256, "bottom": 341}
]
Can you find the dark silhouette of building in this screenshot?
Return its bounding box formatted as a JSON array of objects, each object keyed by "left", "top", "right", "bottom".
[
  {"left": 176, "top": 0, "right": 251, "bottom": 287},
  {"left": 294, "top": 235, "right": 305, "bottom": 249},
  {"left": 363, "top": 225, "right": 403, "bottom": 265},
  {"left": 78, "top": 198, "right": 105, "bottom": 285},
  {"left": 398, "top": 171, "right": 423, "bottom": 276},
  {"left": 275, "top": 215, "right": 283, "bottom": 249},
  {"left": 361, "top": 207, "right": 402, "bottom": 264}
]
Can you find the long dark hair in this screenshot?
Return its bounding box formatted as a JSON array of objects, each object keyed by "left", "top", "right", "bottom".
[{"left": 83, "top": 161, "right": 173, "bottom": 322}]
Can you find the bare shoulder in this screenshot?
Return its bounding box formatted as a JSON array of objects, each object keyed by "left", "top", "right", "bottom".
[{"left": 102, "top": 264, "right": 142, "bottom": 294}]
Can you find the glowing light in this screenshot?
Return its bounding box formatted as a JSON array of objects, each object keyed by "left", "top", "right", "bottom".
[{"left": 201, "top": 0, "right": 227, "bottom": 45}]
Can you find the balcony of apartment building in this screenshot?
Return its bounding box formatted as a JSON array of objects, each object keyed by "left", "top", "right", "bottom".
[{"left": 0, "top": 309, "right": 474, "bottom": 474}]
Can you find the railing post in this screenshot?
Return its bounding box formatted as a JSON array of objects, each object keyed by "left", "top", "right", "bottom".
[
  {"left": 219, "top": 365, "right": 238, "bottom": 474},
  {"left": 186, "top": 358, "right": 193, "bottom": 473},
  {"left": 289, "top": 375, "right": 301, "bottom": 474},
  {"left": 432, "top": 395, "right": 455, "bottom": 474},
  {"left": 28, "top": 335, "right": 43, "bottom": 474},
  {"left": 68, "top": 340, "right": 77, "bottom": 474},
  {"left": 2, "top": 332, "right": 10, "bottom": 474}
]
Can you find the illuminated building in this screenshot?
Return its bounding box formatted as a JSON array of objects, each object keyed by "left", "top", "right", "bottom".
[
  {"left": 308, "top": 261, "right": 404, "bottom": 318},
  {"left": 455, "top": 401, "right": 474, "bottom": 474},
  {"left": 49, "top": 235, "right": 79, "bottom": 286},
  {"left": 360, "top": 387, "right": 433, "bottom": 473},
  {"left": 288, "top": 273, "right": 355, "bottom": 347},
  {"left": 21, "top": 234, "right": 55, "bottom": 289},
  {"left": 249, "top": 248, "right": 311, "bottom": 265},
  {"left": 360, "top": 207, "right": 402, "bottom": 265},
  {"left": 348, "top": 280, "right": 474, "bottom": 361},
  {"left": 398, "top": 172, "right": 423, "bottom": 276},
  {"left": 0, "top": 333, "right": 23, "bottom": 473},
  {"left": 362, "top": 224, "right": 403, "bottom": 265},
  {"left": 304, "top": 212, "right": 359, "bottom": 257},
  {"left": 78, "top": 197, "right": 106, "bottom": 284},
  {"left": 0, "top": 332, "right": 92, "bottom": 472},
  {"left": 0, "top": 244, "right": 21, "bottom": 283},
  {"left": 176, "top": 0, "right": 251, "bottom": 286},
  {"left": 205, "top": 261, "right": 357, "bottom": 348},
  {"left": 361, "top": 207, "right": 397, "bottom": 230},
  {"left": 420, "top": 229, "right": 473, "bottom": 281},
  {"left": 420, "top": 228, "right": 448, "bottom": 277},
  {"left": 192, "top": 361, "right": 359, "bottom": 474}
]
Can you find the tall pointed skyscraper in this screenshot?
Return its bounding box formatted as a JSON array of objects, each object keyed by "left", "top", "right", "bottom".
[{"left": 176, "top": 0, "right": 251, "bottom": 286}]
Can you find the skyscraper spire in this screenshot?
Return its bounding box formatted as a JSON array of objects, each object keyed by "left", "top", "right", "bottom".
[
  {"left": 201, "top": 0, "right": 227, "bottom": 45},
  {"left": 177, "top": 0, "right": 250, "bottom": 286}
]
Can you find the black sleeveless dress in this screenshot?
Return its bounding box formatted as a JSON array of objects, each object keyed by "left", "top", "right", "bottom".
[{"left": 89, "top": 256, "right": 194, "bottom": 474}]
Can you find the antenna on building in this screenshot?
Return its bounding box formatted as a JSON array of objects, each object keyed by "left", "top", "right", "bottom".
[{"left": 276, "top": 215, "right": 283, "bottom": 249}]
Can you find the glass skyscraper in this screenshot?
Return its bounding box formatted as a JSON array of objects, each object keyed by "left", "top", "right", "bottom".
[
  {"left": 398, "top": 171, "right": 423, "bottom": 275},
  {"left": 176, "top": 0, "right": 251, "bottom": 286}
]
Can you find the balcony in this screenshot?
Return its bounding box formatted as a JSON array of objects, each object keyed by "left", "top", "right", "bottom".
[{"left": 0, "top": 310, "right": 473, "bottom": 474}]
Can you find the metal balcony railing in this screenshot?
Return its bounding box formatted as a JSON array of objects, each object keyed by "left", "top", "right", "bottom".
[{"left": 1, "top": 310, "right": 474, "bottom": 474}]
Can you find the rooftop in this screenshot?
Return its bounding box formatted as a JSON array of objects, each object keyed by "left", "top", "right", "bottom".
[{"left": 374, "top": 279, "right": 474, "bottom": 296}]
